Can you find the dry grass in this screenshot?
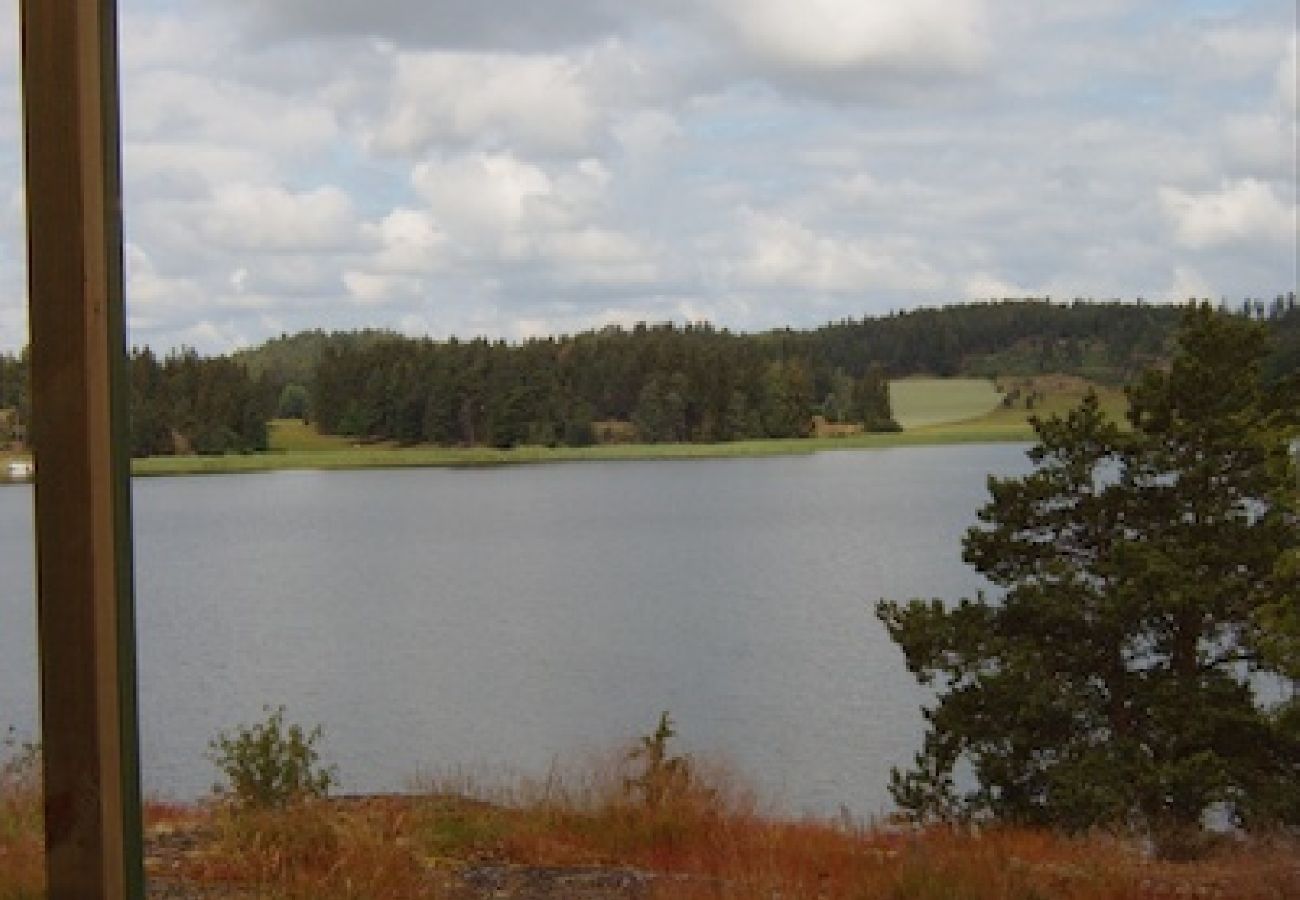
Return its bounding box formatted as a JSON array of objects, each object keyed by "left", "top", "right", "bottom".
[
  {"left": 143, "top": 794, "right": 1300, "bottom": 900},
  {"left": 0, "top": 737, "right": 43, "bottom": 900},
  {"left": 4, "top": 720, "right": 1296, "bottom": 900},
  {"left": 134, "top": 748, "right": 1300, "bottom": 899},
  {"left": 4, "top": 770, "right": 1298, "bottom": 899}
]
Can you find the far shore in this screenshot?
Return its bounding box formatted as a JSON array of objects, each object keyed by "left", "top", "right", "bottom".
[
  {"left": 0, "top": 375, "right": 1128, "bottom": 480},
  {"left": 124, "top": 426, "right": 1033, "bottom": 478}
]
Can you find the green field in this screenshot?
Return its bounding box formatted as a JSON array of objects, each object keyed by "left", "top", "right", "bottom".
[
  {"left": 889, "top": 378, "right": 1002, "bottom": 429},
  {"left": 900, "top": 375, "right": 1128, "bottom": 441},
  {"left": 269, "top": 418, "right": 362, "bottom": 452}
]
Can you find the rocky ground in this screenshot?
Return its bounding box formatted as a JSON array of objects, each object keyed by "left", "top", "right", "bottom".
[{"left": 143, "top": 815, "right": 672, "bottom": 899}]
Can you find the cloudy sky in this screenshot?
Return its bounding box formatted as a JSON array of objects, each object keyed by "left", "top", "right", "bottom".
[{"left": 0, "top": 1, "right": 1295, "bottom": 353}]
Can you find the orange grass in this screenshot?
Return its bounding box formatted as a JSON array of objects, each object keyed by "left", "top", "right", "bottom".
[
  {"left": 152, "top": 794, "right": 1300, "bottom": 900},
  {"left": 4, "top": 751, "right": 1298, "bottom": 899},
  {"left": 0, "top": 741, "right": 43, "bottom": 900}
]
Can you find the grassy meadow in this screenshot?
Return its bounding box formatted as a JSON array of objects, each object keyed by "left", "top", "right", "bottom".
[
  {"left": 888, "top": 377, "right": 1002, "bottom": 429},
  {"left": 125, "top": 375, "right": 1128, "bottom": 478}
]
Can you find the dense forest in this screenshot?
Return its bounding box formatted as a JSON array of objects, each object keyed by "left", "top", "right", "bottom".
[
  {"left": 0, "top": 347, "right": 27, "bottom": 446},
  {"left": 127, "top": 348, "right": 271, "bottom": 456},
  {"left": 309, "top": 323, "right": 893, "bottom": 447},
  {"left": 1, "top": 297, "right": 1296, "bottom": 456}
]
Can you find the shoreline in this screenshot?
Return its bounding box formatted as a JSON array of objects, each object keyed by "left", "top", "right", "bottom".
[
  {"left": 5, "top": 375, "right": 1128, "bottom": 480},
  {"left": 123, "top": 426, "right": 1035, "bottom": 478}
]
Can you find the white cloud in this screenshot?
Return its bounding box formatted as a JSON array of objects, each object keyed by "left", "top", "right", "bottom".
[
  {"left": 121, "top": 10, "right": 228, "bottom": 73},
  {"left": 1220, "top": 112, "right": 1295, "bottom": 178},
  {"left": 242, "top": 256, "right": 349, "bottom": 297},
  {"left": 732, "top": 209, "right": 942, "bottom": 293},
  {"left": 124, "top": 243, "right": 208, "bottom": 333},
  {"left": 202, "top": 184, "right": 359, "bottom": 253},
  {"left": 342, "top": 270, "right": 422, "bottom": 306},
  {"left": 369, "top": 50, "right": 596, "bottom": 155},
  {"left": 409, "top": 152, "right": 614, "bottom": 249},
  {"left": 124, "top": 71, "right": 339, "bottom": 156},
  {"left": 336, "top": 209, "right": 449, "bottom": 308},
  {"left": 963, "top": 272, "right": 1038, "bottom": 302},
  {"left": 1168, "top": 265, "right": 1215, "bottom": 302},
  {"left": 612, "top": 109, "right": 683, "bottom": 163},
  {"left": 362, "top": 208, "right": 447, "bottom": 275},
  {"left": 231, "top": 0, "right": 629, "bottom": 51},
  {"left": 1200, "top": 24, "right": 1292, "bottom": 77},
  {"left": 125, "top": 142, "right": 277, "bottom": 199},
  {"left": 411, "top": 152, "right": 554, "bottom": 237},
  {"left": 1279, "top": 34, "right": 1298, "bottom": 115},
  {"left": 173, "top": 319, "right": 250, "bottom": 354},
  {"left": 1160, "top": 178, "right": 1295, "bottom": 249},
  {"left": 513, "top": 227, "right": 660, "bottom": 287},
  {"left": 2, "top": 0, "right": 1297, "bottom": 354},
  {"left": 708, "top": 0, "right": 989, "bottom": 78}
]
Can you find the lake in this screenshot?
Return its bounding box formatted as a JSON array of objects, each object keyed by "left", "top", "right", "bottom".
[{"left": 0, "top": 443, "right": 1027, "bottom": 817}]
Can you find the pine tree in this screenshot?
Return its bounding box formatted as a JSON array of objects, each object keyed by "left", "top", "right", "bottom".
[{"left": 877, "top": 306, "right": 1299, "bottom": 851}]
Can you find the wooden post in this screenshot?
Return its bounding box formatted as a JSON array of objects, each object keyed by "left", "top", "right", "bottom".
[{"left": 20, "top": 1, "right": 144, "bottom": 898}]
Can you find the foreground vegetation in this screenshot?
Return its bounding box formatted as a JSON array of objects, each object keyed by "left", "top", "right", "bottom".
[{"left": 4, "top": 715, "right": 1298, "bottom": 900}]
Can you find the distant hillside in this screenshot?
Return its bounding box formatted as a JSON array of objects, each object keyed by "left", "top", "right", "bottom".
[
  {"left": 231, "top": 328, "right": 400, "bottom": 387},
  {"left": 2, "top": 298, "right": 1296, "bottom": 457},
  {"left": 287, "top": 299, "right": 1297, "bottom": 451},
  {"left": 234, "top": 297, "right": 1299, "bottom": 393},
  {"left": 782, "top": 299, "right": 1184, "bottom": 383}
]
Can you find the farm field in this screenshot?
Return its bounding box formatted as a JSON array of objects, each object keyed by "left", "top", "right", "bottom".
[{"left": 902, "top": 374, "right": 1129, "bottom": 442}]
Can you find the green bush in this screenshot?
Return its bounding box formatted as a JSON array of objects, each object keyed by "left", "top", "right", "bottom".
[{"left": 208, "top": 706, "right": 336, "bottom": 808}]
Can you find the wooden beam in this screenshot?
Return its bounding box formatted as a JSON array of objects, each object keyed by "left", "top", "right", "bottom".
[{"left": 20, "top": 1, "right": 144, "bottom": 897}]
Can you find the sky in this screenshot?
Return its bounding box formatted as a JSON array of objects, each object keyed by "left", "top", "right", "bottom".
[{"left": 0, "top": 1, "right": 1295, "bottom": 353}]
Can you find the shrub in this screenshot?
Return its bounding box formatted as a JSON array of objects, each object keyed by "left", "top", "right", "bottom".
[
  {"left": 624, "top": 712, "right": 697, "bottom": 809},
  {"left": 208, "top": 706, "right": 336, "bottom": 808}
]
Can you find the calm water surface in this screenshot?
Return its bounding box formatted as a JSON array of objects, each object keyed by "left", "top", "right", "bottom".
[{"left": 0, "top": 444, "right": 1026, "bottom": 816}]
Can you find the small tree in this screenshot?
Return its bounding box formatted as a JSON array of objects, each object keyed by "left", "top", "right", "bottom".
[
  {"left": 208, "top": 706, "right": 336, "bottom": 808},
  {"left": 624, "top": 712, "right": 709, "bottom": 809},
  {"left": 878, "top": 306, "right": 1299, "bottom": 849}
]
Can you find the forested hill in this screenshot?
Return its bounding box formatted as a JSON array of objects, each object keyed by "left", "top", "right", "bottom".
[
  {"left": 242, "top": 297, "right": 1296, "bottom": 451},
  {"left": 2, "top": 297, "right": 1297, "bottom": 456},
  {"left": 240, "top": 297, "right": 1299, "bottom": 392}
]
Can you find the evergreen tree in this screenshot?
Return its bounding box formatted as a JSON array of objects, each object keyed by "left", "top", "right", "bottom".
[
  {"left": 276, "top": 383, "right": 310, "bottom": 421},
  {"left": 877, "top": 307, "right": 1300, "bottom": 850},
  {"left": 853, "top": 364, "right": 898, "bottom": 432}
]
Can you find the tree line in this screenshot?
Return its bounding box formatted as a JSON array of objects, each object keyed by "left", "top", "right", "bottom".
[
  {"left": 1, "top": 297, "right": 1296, "bottom": 456},
  {"left": 126, "top": 348, "right": 271, "bottom": 456},
  {"left": 3, "top": 346, "right": 271, "bottom": 455},
  {"left": 0, "top": 348, "right": 28, "bottom": 446},
  {"left": 309, "top": 322, "right": 895, "bottom": 448}
]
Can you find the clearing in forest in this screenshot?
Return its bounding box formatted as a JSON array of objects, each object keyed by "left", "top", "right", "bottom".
[{"left": 889, "top": 378, "right": 1002, "bottom": 429}]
